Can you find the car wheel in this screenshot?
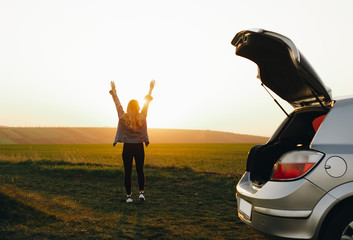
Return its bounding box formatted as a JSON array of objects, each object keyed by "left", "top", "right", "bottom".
[{"left": 320, "top": 204, "right": 353, "bottom": 240}]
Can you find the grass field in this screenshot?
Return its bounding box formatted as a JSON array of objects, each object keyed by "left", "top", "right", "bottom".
[{"left": 0, "top": 144, "right": 267, "bottom": 240}]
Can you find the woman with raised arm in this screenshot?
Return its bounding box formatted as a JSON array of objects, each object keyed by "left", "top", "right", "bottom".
[{"left": 109, "top": 80, "right": 156, "bottom": 203}]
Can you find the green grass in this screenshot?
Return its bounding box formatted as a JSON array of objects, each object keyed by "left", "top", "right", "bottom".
[{"left": 0, "top": 144, "right": 266, "bottom": 240}]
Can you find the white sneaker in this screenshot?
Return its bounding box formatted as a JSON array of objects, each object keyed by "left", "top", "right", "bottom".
[
  {"left": 139, "top": 192, "right": 145, "bottom": 201},
  {"left": 126, "top": 195, "right": 133, "bottom": 203}
]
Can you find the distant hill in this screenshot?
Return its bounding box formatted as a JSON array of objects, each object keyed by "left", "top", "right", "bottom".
[{"left": 0, "top": 127, "right": 269, "bottom": 144}]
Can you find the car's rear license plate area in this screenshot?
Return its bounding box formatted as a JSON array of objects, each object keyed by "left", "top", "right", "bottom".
[{"left": 238, "top": 197, "right": 252, "bottom": 220}]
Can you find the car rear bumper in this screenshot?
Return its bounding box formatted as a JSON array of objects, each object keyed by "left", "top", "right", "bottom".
[
  {"left": 236, "top": 172, "right": 332, "bottom": 239},
  {"left": 239, "top": 210, "right": 315, "bottom": 239}
]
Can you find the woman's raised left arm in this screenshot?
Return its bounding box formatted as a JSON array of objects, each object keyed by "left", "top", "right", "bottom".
[{"left": 109, "top": 81, "right": 124, "bottom": 118}]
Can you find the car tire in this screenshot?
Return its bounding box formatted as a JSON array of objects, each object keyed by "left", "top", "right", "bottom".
[{"left": 320, "top": 203, "right": 353, "bottom": 240}]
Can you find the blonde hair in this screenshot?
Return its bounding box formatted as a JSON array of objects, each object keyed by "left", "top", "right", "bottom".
[{"left": 121, "top": 99, "right": 144, "bottom": 132}]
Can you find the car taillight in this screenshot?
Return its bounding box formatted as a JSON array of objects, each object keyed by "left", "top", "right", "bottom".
[{"left": 271, "top": 150, "right": 324, "bottom": 180}]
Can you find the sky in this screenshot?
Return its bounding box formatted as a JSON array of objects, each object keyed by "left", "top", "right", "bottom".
[{"left": 1, "top": 0, "right": 353, "bottom": 137}]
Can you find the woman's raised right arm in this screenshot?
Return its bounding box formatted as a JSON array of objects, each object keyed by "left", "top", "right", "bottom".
[
  {"left": 109, "top": 81, "right": 124, "bottom": 118},
  {"left": 141, "top": 80, "right": 156, "bottom": 116}
]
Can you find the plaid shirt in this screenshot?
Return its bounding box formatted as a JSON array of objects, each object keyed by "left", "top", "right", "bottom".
[{"left": 110, "top": 91, "right": 153, "bottom": 146}]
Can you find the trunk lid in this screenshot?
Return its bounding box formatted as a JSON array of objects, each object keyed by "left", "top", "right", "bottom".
[{"left": 231, "top": 29, "right": 332, "bottom": 108}]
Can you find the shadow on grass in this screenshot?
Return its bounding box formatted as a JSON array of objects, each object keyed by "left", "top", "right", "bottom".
[
  {"left": 0, "top": 191, "right": 58, "bottom": 239},
  {"left": 0, "top": 160, "right": 265, "bottom": 240}
]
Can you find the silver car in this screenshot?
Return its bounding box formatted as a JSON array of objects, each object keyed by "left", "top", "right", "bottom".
[{"left": 232, "top": 29, "right": 353, "bottom": 240}]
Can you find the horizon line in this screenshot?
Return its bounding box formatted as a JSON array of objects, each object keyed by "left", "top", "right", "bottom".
[{"left": 0, "top": 126, "right": 270, "bottom": 138}]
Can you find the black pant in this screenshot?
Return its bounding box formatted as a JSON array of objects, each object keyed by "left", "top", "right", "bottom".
[{"left": 122, "top": 143, "right": 145, "bottom": 195}]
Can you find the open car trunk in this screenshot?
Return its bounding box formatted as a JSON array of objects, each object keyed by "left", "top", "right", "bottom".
[
  {"left": 246, "top": 107, "right": 329, "bottom": 186},
  {"left": 231, "top": 29, "right": 333, "bottom": 186}
]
